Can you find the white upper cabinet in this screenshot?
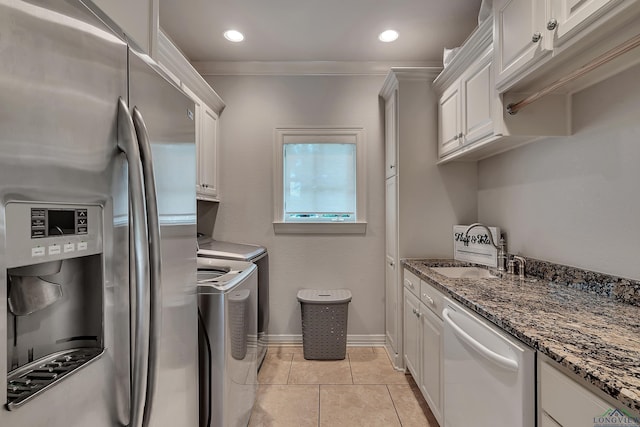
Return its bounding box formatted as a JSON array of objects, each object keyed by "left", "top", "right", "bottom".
[
  {"left": 199, "top": 104, "right": 219, "bottom": 199},
  {"left": 551, "top": 0, "right": 622, "bottom": 47},
  {"left": 494, "top": 0, "right": 552, "bottom": 90},
  {"left": 182, "top": 86, "right": 219, "bottom": 201},
  {"left": 495, "top": 0, "right": 640, "bottom": 92},
  {"left": 461, "top": 48, "right": 496, "bottom": 146},
  {"left": 438, "top": 82, "right": 461, "bottom": 158},
  {"left": 438, "top": 47, "right": 496, "bottom": 159},
  {"left": 156, "top": 31, "right": 225, "bottom": 201},
  {"left": 434, "top": 17, "right": 569, "bottom": 163}
]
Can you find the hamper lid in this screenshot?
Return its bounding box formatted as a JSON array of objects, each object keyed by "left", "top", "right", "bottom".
[{"left": 297, "top": 289, "right": 352, "bottom": 304}]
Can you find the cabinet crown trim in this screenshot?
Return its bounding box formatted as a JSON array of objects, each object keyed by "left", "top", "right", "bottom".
[
  {"left": 433, "top": 17, "right": 493, "bottom": 93},
  {"left": 380, "top": 67, "right": 441, "bottom": 99}
]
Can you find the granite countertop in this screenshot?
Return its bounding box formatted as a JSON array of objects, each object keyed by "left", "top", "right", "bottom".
[{"left": 402, "top": 258, "right": 640, "bottom": 414}]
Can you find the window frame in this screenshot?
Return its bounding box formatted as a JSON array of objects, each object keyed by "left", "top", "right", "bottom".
[{"left": 273, "top": 127, "right": 367, "bottom": 234}]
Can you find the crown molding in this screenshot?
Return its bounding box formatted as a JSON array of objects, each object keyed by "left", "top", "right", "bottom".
[
  {"left": 379, "top": 67, "right": 442, "bottom": 99},
  {"left": 432, "top": 17, "right": 494, "bottom": 93},
  {"left": 156, "top": 29, "right": 225, "bottom": 113},
  {"left": 193, "top": 60, "right": 441, "bottom": 76}
]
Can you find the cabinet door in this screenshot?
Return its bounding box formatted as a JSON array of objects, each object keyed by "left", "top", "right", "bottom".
[
  {"left": 419, "top": 305, "right": 443, "bottom": 426},
  {"left": 181, "top": 86, "right": 206, "bottom": 195},
  {"left": 495, "top": 0, "right": 551, "bottom": 88},
  {"left": 552, "top": 0, "right": 620, "bottom": 47},
  {"left": 461, "top": 49, "right": 496, "bottom": 146},
  {"left": 385, "top": 90, "right": 398, "bottom": 179},
  {"left": 200, "top": 105, "right": 218, "bottom": 198},
  {"left": 403, "top": 290, "right": 420, "bottom": 378},
  {"left": 385, "top": 176, "right": 398, "bottom": 352},
  {"left": 438, "top": 83, "right": 461, "bottom": 158}
]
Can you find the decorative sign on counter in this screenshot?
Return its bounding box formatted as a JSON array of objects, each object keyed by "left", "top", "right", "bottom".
[{"left": 453, "top": 225, "right": 500, "bottom": 268}]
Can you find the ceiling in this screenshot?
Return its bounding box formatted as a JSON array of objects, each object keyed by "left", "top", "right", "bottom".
[{"left": 159, "top": 0, "right": 482, "bottom": 64}]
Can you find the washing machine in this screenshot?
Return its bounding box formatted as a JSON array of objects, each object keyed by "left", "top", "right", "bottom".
[
  {"left": 197, "top": 258, "right": 257, "bottom": 427},
  {"left": 198, "top": 236, "right": 269, "bottom": 368}
]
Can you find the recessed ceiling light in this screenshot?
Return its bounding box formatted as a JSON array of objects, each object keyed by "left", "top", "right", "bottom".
[
  {"left": 378, "top": 30, "right": 399, "bottom": 43},
  {"left": 224, "top": 30, "right": 244, "bottom": 42}
]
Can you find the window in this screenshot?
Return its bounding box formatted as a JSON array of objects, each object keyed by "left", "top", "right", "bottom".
[{"left": 274, "top": 127, "right": 367, "bottom": 234}]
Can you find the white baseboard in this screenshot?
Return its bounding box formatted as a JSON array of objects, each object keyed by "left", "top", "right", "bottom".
[{"left": 266, "top": 334, "right": 386, "bottom": 347}]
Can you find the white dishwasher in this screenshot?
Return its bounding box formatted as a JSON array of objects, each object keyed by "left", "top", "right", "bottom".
[{"left": 443, "top": 298, "right": 535, "bottom": 427}]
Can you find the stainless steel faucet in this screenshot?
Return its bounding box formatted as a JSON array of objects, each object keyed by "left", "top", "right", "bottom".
[{"left": 464, "top": 223, "right": 508, "bottom": 272}]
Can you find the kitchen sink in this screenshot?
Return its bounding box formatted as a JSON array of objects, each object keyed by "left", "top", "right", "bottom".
[{"left": 431, "top": 266, "right": 498, "bottom": 279}]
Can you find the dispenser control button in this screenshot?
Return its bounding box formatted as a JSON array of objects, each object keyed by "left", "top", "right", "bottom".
[
  {"left": 63, "top": 243, "right": 74, "bottom": 253},
  {"left": 31, "top": 218, "right": 45, "bottom": 228},
  {"left": 77, "top": 242, "right": 88, "bottom": 251},
  {"left": 77, "top": 226, "right": 87, "bottom": 234},
  {"left": 48, "top": 245, "right": 61, "bottom": 255},
  {"left": 31, "top": 209, "right": 45, "bottom": 218},
  {"left": 32, "top": 247, "right": 45, "bottom": 257},
  {"left": 31, "top": 229, "right": 45, "bottom": 238},
  {"left": 77, "top": 209, "right": 87, "bottom": 218}
]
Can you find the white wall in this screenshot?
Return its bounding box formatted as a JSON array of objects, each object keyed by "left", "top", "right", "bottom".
[
  {"left": 203, "top": 74, "right": 386, "bottom": 340},
  {"left": 478, "top": 64, "right": 640, "bottom": 280}
]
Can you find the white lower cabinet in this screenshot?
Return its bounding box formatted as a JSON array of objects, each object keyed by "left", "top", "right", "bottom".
[
  {"left": 419, "top": 303, "right": 442, "bottom": 423},
  {"left": 403, "top": 288, "right": 420, "bottom": 378},
  {"left": 403, "top": 269, "right": 444, "bottom": 426},
  {"left": 539, "top": 356, "right": 636, "bottom": 427}
]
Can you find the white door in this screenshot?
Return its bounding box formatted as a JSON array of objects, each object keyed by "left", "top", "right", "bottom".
[
  {"left": 438, "top": 83, "right": 461, "bottom": 158},
  {"left": 495, "top": 0, "right": 551, "bottom": 87},
  {"left": 403, "top": 290, "right": 420, "bottom": 378},
  {"left": 420, "top": 304, "right": 443, "bottom": 426},
  {"left": 385, "top": 175, "right": 398, "bottom": 352},
  {"left": 461, "top": 49, "right": 495, "bottom": 146},
  {"left": 385, "top": 90, "right": 397, "bottom": 179},
  {"left": 200, "top": 105, "right": 218, "bottom": 198},
  {"left": 552, "top": 0, "right": 621, "bottom": 47}
]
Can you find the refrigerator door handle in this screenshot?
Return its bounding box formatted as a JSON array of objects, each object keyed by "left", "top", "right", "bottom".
[
  {"left": 117, "top": 97, "right": 150, "bottom": 427},
  {"left": 132, "top": 106, "right": 163, "bottom": 427}
]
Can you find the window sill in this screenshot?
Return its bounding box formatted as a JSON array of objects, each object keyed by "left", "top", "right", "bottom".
[{"left": 273, "top": 221, "right": 367, "bottom": 234}]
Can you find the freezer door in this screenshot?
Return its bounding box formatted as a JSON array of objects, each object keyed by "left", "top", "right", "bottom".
[
  {"left": 0, "top": 1, "right": 129, "bottom": 427},
  {"left": 128, "top": 49, "right": 198, "bottom": 427}
]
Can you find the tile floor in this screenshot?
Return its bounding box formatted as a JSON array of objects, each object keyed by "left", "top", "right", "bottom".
[{"left": 249, "top": 346, "right": 439, "bottom": 427}]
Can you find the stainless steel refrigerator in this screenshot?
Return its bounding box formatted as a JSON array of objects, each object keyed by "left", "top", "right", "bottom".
[{"left": 0, "top": 1, "right": 198, "bottom": 426}]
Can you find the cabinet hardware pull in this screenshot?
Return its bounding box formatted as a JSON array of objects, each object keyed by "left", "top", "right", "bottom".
[
  {"left": 532, "top": 32, "right": 542, "bottom": 43},
  {"left": 423, "top": 294, "right": 434, "bottom": 305},
  {"left": 453, "top": 134, "right": 459, "bottom": 141},
  {"left": 547, "top": 19, "right": 557, "bottom": 31}
]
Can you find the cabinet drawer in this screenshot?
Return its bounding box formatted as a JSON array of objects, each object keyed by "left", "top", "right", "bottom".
[
  {"left": 540, "top": 359, "right": 611, "bottom": 427},
  {"left": 403, "top": 269, "right": 420, "bottom": 298},
  {"left": 420, "top": 280, "right": 445, "bottom": 318}
]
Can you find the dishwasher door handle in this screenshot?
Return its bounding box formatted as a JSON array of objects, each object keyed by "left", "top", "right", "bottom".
[{"left": 443, "top": 308, "right": 519, "bottom": 372}]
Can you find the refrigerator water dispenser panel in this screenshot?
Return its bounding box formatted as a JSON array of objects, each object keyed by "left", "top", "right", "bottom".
[
  {"left": 4, "top": 202, "right": 105, "bottom": 410},
  {"left": 5, "top": 203, "right": 102, "bottom": 268}
]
